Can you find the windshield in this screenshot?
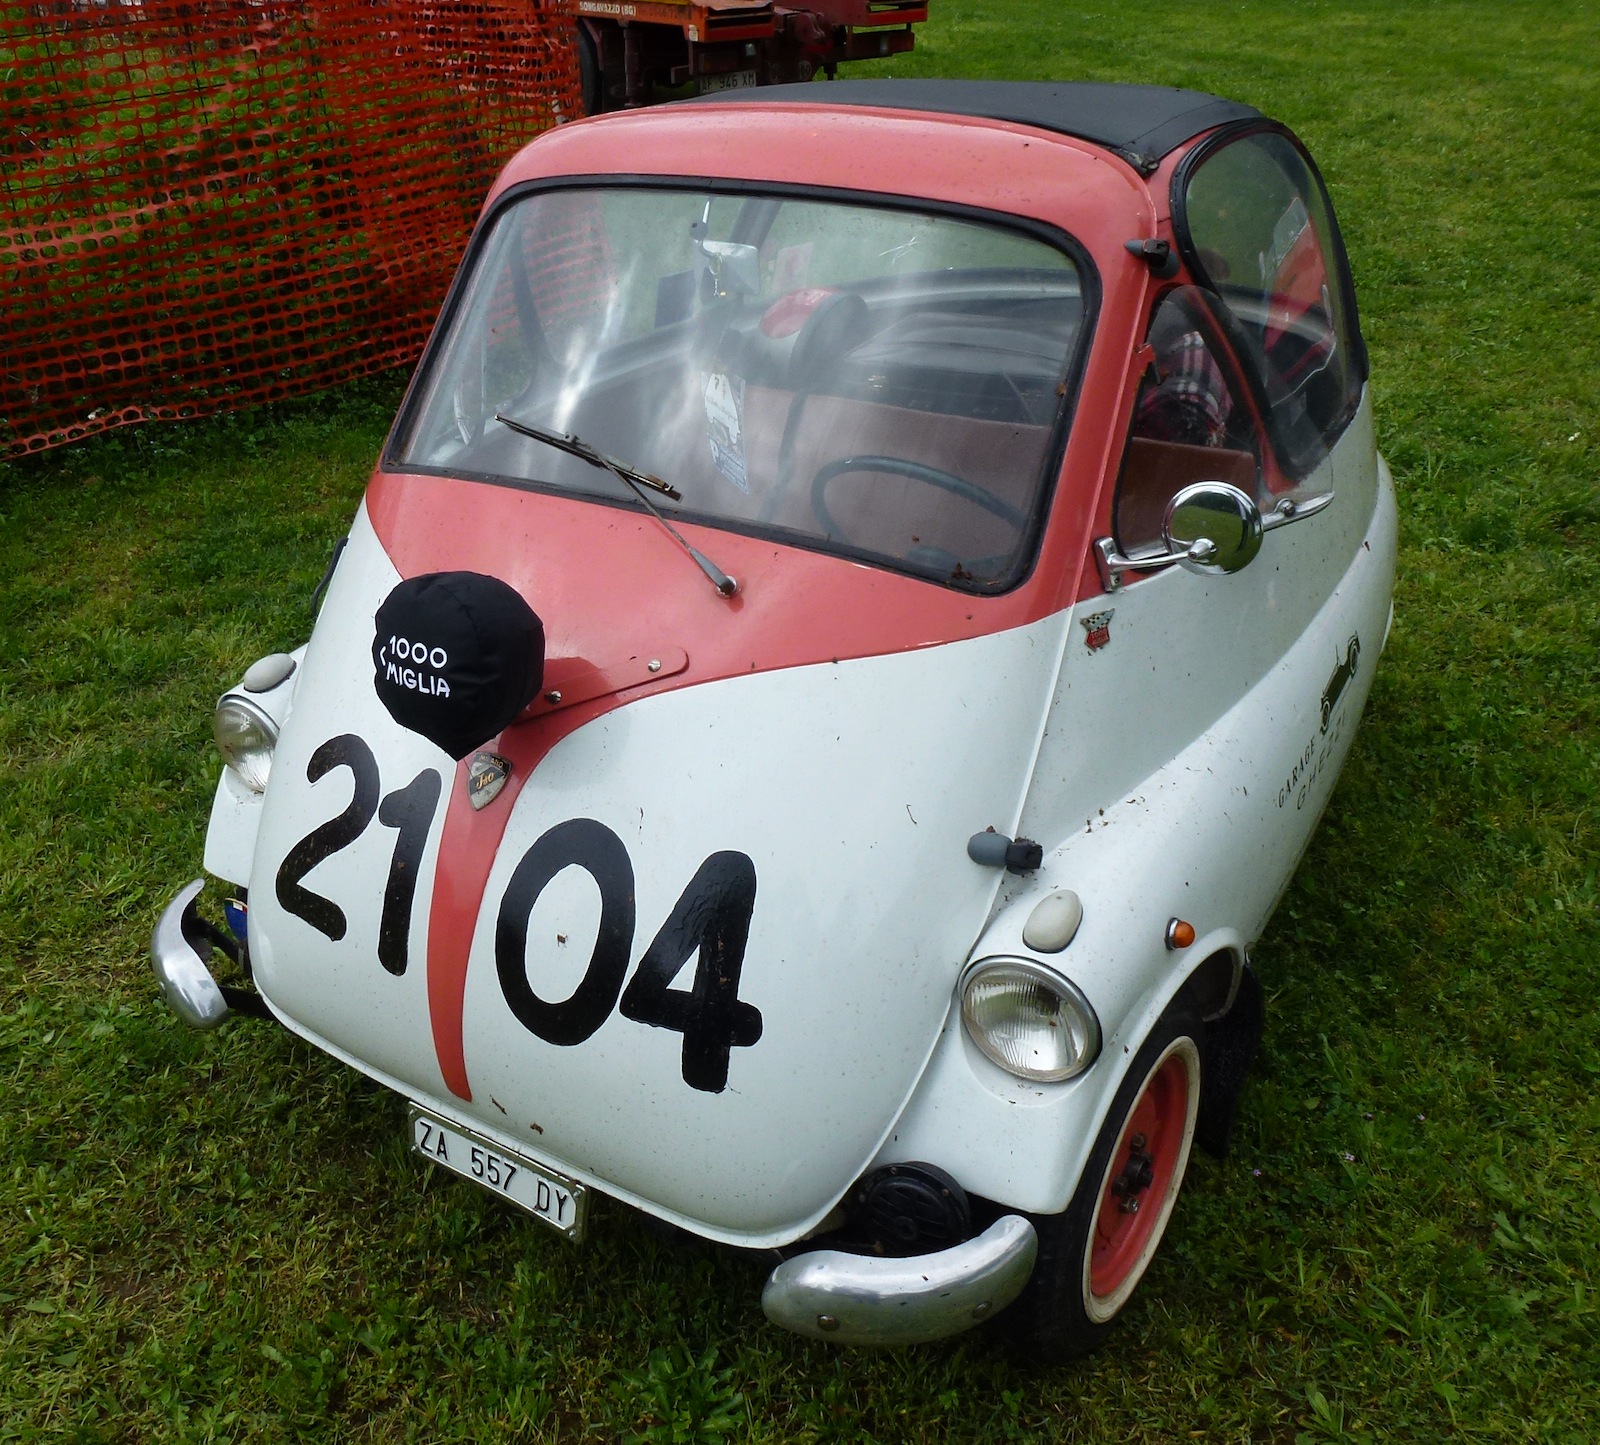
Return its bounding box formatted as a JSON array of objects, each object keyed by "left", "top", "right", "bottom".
[{"left": 395, "top": 186, "right": 1089, "bottom": 589}]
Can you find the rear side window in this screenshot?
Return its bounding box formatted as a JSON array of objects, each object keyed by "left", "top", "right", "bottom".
[{"left": 1175, "top": 128, "right": 1365, "bottom": 479}]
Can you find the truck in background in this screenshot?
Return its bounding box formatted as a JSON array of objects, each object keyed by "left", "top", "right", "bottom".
[{"left": 572, "top": 0, "right": 925, "bottom": 113}]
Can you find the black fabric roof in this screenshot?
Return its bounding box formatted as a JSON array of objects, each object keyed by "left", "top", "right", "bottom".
[{"left": 691, "top": 80, "right": 1261, "bottom": 171}]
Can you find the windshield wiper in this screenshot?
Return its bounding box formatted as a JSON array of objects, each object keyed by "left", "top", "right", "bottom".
[
  {"left": 494, "top": 414, "right": 681, "bottom": 500},
  {"left": 495, "top": 413, "right": 738, "bottom": 599}
]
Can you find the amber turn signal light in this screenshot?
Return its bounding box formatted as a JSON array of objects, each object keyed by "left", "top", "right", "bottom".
[{"left": 1165, "top": 918, "right": 1196, "bottom": 950}]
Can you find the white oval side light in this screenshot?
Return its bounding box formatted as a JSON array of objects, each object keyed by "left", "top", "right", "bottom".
[
  {"left": 242, "top": 652, "right": 297, "bottom": 693},
  {"left": 1021, "top": 889, "right": 1083, "bottom": 953}
]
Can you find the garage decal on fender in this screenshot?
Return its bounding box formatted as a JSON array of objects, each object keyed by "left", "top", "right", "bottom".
[
  {"left": 1276, "top": 635, "right": 1361, "bottom": 811},
  {"left": 1321, "top": 635, "right": 1361, "bottom": 733},
  {"left": 467, "top": 751, "right": 511, "bottom": 810}
]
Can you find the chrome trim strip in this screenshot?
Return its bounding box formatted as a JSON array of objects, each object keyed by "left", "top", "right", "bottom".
[
  {"left": 1260, "top": 489, "right": 1335, "bottom": 530},
  {"left": 150, "top": 879, "right": 230, "bottom": 1029},
  {"left": 1094, "top": 534, "right": 1217, "bottom": 591},
  {"left": 1206, "top": 950, "right": 1245, "bottom": 1023},
  {"left": 760, "top": 1214, "right": 1038, "bottom": 1346}
]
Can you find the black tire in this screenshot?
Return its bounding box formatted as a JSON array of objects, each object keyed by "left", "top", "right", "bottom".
[
  {"left": 1010, "top": 1008, "right": 1203, "bottom": 1363},
  {"left": 1195, "top": 964, "right": 1263, "bottom": 1159},
  {"left": 576, "top": 23, "right": 604, "bottom": 116}
]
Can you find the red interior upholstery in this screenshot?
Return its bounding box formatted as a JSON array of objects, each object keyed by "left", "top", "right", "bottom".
[
  {"left": 701, "top": 386, "right": 1051, "bottom": 563},
  {"left": 1113, "top": 437, "right": 1257, "bottom": 552}
]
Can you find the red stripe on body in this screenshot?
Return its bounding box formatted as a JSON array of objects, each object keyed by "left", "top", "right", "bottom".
[
  {"left": 426, "top": 758, "right": 514, "bottom": 1101},
  {"left": 426, "top": 729, "right": 546, "bottom": 1100},
  {"left": 423, "top": 646, "right": 690, "bottom": 1098}
]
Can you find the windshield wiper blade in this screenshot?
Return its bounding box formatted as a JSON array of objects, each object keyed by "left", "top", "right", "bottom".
[
  {"left": 494, "top": 414, "right": 681, "bottom": 500},
  {"left": 494, "top": 412, "right": 738, "bottom": 599}
]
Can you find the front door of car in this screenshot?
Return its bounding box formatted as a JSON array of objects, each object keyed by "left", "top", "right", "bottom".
[
  {"left": 1062, "top": 284, "right": 1321, "bottom": 808},
  {"left": 1031, "top": 121, "right": 1377, "bottom": 818}
]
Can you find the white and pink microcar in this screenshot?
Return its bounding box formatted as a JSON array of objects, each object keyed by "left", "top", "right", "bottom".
[{"left": 155, "top": 81, "right": 1395, "bottom": 1360}]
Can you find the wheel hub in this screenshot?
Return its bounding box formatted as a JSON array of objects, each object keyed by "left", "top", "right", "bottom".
[{"left": 1110, "top": 1132, "right": 1155, "bottom": 1214}]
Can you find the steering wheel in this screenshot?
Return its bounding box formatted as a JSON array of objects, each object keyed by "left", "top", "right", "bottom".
[{"left": 811, "top": 454, "right": 1027, "bottom": 548}]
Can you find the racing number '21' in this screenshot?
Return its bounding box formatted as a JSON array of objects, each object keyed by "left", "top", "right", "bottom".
[
  {"left": 274, "top": 734, "right": 440, "bottom": 977},
  {"left": 275, "top": 736, "right": 762, "bottom": 1092}
]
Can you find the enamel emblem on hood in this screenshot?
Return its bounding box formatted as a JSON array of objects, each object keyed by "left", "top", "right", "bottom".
[{"left": 466, "top": 752, "right": 511, "bottom": 810}]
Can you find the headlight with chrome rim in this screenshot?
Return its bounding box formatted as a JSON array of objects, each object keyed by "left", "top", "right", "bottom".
[
  {"left": 213, "top": 694, "right": 279, "bottom": 793},
  {"left": 959, "top": 956, "right": 1101, "bottom": 1083}
]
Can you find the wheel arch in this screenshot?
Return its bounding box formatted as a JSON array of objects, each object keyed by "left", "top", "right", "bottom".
[
  {"left": 866, "top": 928, "right": 1257, "bottom": 1222},
  {"left": 1041, "top": 932, "right": 1251, "bottom": 1211}
]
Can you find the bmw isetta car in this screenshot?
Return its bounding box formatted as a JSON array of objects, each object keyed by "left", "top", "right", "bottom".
[{"left": 154, "top": 80, "right": 1396, "bottom": 1360}]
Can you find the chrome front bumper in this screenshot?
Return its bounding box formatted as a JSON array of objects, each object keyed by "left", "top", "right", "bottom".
[
  {"left": 761, "top": 1214, "right": 1038, "bottom": 1346},
  {"left": 151, "top": 879, "right": 232, "bottom": 1028}
]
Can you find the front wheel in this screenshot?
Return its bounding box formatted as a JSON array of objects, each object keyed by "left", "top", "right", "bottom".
[{"left": 1011, "top": 1011, "right": 1202, "bottom": 1362}]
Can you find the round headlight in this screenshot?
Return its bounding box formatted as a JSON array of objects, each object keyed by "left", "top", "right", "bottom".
[
  {"left": 214, "top": 695, "right": 279, "bottom": 792},
  {"left": 960, "top": 957, "right": 1101, "bottom": 1083}
]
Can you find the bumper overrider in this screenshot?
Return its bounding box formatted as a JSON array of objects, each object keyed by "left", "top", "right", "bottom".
[
  {"left": 152, "top": 880, "right": 1039, "bottom": 1346},
  {"left": 761, "top": 1214, "right": 1038, "bottom": 1345},
  {"left": 151, "top": 880, "right": 271, "bottom": 1028}
]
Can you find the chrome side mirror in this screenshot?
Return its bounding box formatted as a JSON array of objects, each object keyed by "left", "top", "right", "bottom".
[
  {"left": 1095, "top": 477, "right": 1334, "bottom": 591},
  {"left": 1095, "top": 479, "right": 1264, "bottom": 590},
  {"left": 1163, "top": 482, "right": 1263, "bottom": 575}
]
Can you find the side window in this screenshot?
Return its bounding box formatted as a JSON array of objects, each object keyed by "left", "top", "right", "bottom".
[
  {"left": 1177, "top": 128, "right": 1364, "bottom": 478},
  {"left": 1113, "top": 288, "right": 1265, "bottom": 556}
]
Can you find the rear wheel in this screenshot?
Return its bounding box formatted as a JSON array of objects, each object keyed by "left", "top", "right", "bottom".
[
  {"left": 576, "top": 23, "right": 605, "bottom": 115},
  {"left": 1012, "top": 1011, "right": 1202, "bottom": 1361}
]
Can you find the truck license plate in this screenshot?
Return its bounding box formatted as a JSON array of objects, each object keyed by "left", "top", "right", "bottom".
[
  {"left": 409, "top": 1106, "right": 586, "bottom": 1241},
  {"left": 701, "top": 70, "right": 757, "bottom": 94}
]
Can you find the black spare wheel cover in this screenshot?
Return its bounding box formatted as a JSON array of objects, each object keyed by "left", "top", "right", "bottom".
[{"left": 372, "top": 571, "right": 545, "bottom": 760}]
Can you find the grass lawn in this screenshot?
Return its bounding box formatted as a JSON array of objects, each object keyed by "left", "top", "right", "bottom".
[{"left": 2, "top": 1, "right": 1597, "bottom": 1439}]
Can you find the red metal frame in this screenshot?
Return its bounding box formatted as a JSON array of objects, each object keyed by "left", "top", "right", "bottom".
[
  {"left": 809, "top": 0, "right": 927, "bottom": 25},
  {"left": 576, "top": 0, "right": 777, "bottom": 43}
]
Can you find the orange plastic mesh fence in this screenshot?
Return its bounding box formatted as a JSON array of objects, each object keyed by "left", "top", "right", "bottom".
[{"left": 1, "top": 0, "right": 581, "bottom": 456}]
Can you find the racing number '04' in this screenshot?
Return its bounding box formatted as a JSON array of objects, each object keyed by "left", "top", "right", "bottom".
[{"left": 276, "top": 737, "right": 763, "bottom": 1092}]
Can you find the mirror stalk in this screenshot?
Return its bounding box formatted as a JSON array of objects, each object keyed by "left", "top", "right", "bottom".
[{"left": 1093, "top": 485, "right": 1333, "bottom": 591}]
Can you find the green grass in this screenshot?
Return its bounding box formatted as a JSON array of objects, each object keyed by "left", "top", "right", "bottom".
[{"left": 3, "top": 1, "right": 1599, "bottom": 1438}]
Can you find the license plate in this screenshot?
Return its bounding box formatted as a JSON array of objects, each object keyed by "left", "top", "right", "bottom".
[
  {"left": 701, "top": 70, "right": 757, "bottom": 94},
  {"left": 409, "top": 1106, "right": 586, "bottom": 1241}
]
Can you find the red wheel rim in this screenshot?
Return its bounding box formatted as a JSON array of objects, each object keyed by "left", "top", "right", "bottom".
[{"left": 1088, "top": 1048, "right": 1193, "bottom": 1301}]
